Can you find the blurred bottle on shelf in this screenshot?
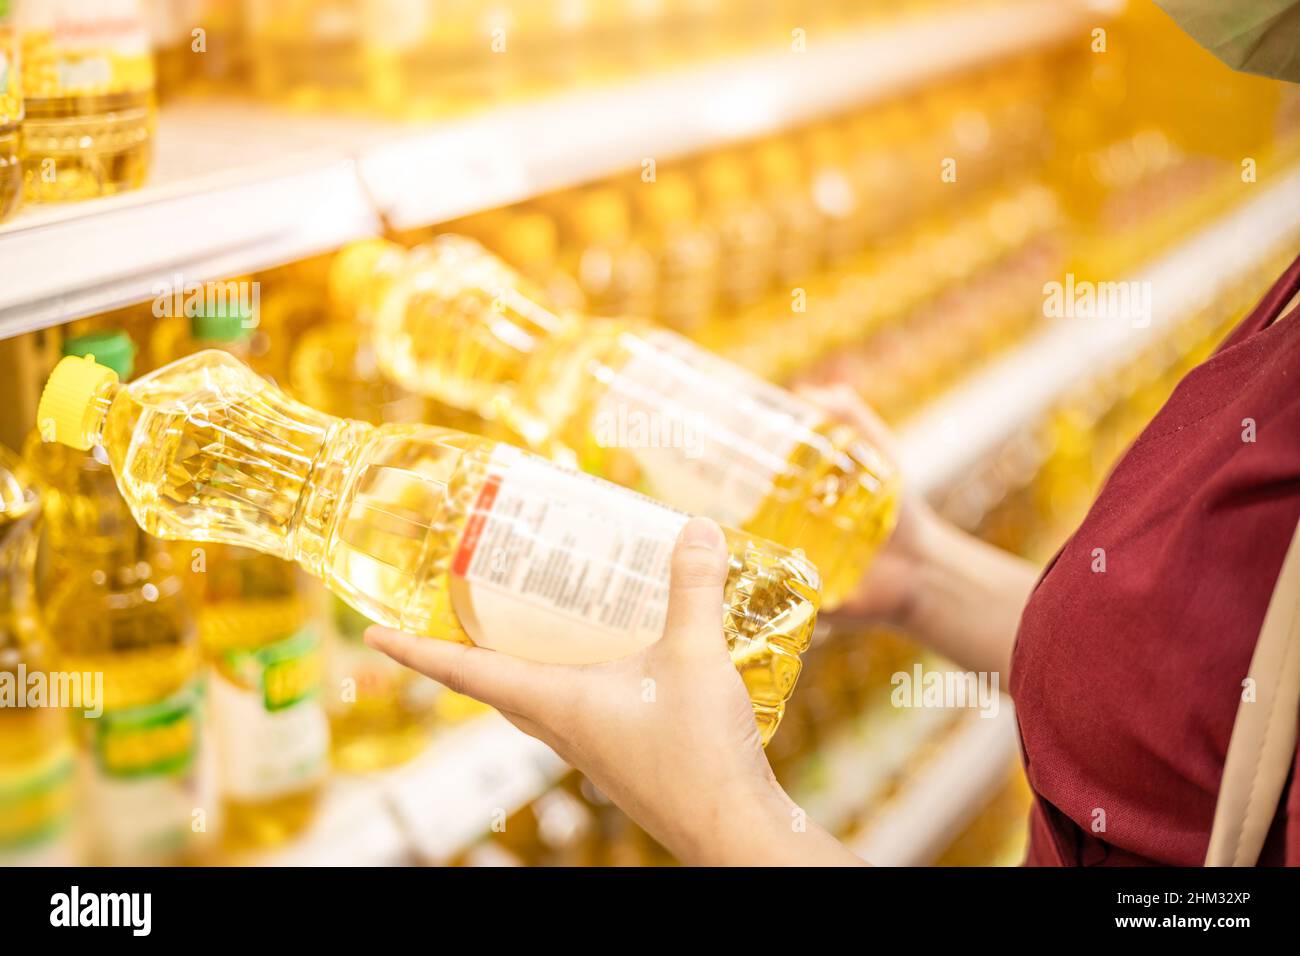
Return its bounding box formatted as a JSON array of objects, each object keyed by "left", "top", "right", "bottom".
[
  {"left": 177, "top": 308, "right": 328, "bottom": 849},
  {"left": 693, "top": 152, "right": 777, "bottom": 323},
  {"left": 26, "top": 330, "right": 214, "bottom": 866},
  {"left": 330, "top": 236, "right": 898, "bottom": 607},
  {"left": 18, "top": 0, "right": 156, "bottom": 202},
  {"left": 291, "top": 271, "right": 452, "bottom": 774},
  {"left": 147, "top": 0, "right": 200, "bottom": 101},
  {"left": 0, "top": 0, "right": 21, "bottom": 222},
  {"left": 0, "top": 444, "right": 76, "bottom": 867},
  {"left": 38, "top": 348, "right": 822, "bottom": 743},
  {"left": 752, "top": 138, "right": 822, "bottom": 289},
  {"left": 246, "top": 0, "right": 367, "bottom": 111},
  {"left": 558, "top": 186, "right": 656, "bottom": 320},
  {"left": 185, "top": 0, "right": 248, "bottom": 94},
  {"left": 482, "top": 209, "right": 586, "bottom": 314},
  {"left": 363, "top": 0, "right": 512, "bottom": 118},
  {"left": 629, "top": 170, "right": 720, "bottom": 335}
]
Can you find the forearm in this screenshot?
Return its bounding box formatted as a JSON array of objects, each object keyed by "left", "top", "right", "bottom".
[{"left": 900, "top": 514, "right": 1038, "bottom": 683}]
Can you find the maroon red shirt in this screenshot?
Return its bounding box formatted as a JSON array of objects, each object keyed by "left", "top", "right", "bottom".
[{"left": 1011, "top": 253, "right": 1300, "bottom": 866}]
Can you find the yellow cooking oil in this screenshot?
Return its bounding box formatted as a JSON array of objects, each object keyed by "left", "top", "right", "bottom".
[
  {"left": 0, "top": 444, "right": 77, "bottom": 867},
  {"left": 178, "top": 308, "right": 328, "bottom": 848},
  {"left": 558, "top": 186, "right": 657, "bottom": 320},
  {"left": 629, "top": 170, "right": 719, "bottom": 335},
  {"left": 752, "top": 138, "right": 823, "bottom": 289},
  {"left": 38, "top": 350, "right": 825, "bottom": 744},
  {"left": 26, "top": 331, "right": 213, "bottom": 866},
  {"left": 290, "top": 297, "right": 455, "bottom": 773},
  {"left": 0, "top": 0, "right": 21, "bottom": 222},
  {"left": 693, "top": 152, "right": 778, "bottom": 324},
  {"left": 331, "top": 237, "right": 898, "bottom": 607},
  {"left": 18, "top": 0, "right": 156, "bottom": 202},
  {"left": 363, "top": 0, "right": 512, "bottom": 119},
  {"left": 246, "top": 0, "right": 367, "bottom": 111},
  {"left": 484, "top": 209, "right": 586, "bottom": 314}
]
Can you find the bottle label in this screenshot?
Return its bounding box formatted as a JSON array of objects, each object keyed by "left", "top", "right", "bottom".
[
  {"left": 448, "top": 446, "right": 689, "bottom": 664},
  {"left": 0, "top": 741, "right": 75, "bottom": 861},
  {"left": 85, "top": 679, "right": 211, "bottom": 864},
  {"left": 591, "top": 329, "right": 822, "bottom": 527},
  {"left": 18, "top": 0, "right": 153, "bottom": 98},
  {"left": 210, "top": 626, "right": 329, "bottom": 801}
]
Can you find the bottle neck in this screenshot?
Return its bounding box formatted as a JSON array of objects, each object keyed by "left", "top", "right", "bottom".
[{"left": 78, "top": 381, "right": 120, "bottom": 450}]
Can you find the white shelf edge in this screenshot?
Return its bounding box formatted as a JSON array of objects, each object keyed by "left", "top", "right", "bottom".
[
  {"left": 0, "top": 0, "right": 1094, "bottom": 337},
  {"left": 848, "top": 707, "right": 1021, "bottom": 866}
]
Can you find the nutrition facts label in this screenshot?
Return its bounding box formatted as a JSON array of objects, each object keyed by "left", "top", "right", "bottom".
[
  {"left": 449, "top": 446, "right": 689, "bottom": 664},
  {"left": 592, "top": 329, "right": 823, "bottom": 527}
]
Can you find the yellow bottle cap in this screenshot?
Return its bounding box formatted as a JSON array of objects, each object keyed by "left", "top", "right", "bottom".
[
  {"left": 328, "top": 239, "right": 404, "bottom": 315},
  {"left": 37, "top": 354, "right": 119, "bottom": 451}
]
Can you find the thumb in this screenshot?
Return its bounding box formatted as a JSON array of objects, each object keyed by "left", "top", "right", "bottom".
[{"left": 661, "top": 516, "right": 730, "bottom": 651}]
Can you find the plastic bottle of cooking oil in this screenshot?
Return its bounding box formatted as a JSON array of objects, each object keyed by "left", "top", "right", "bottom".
[
  {"left": 485, "top": 210, "right": 586, "bottom": 314},
  {"left": 0, "top": 0, "right": 22, "bottom": 222},
  {"left": 147, "top": 0, "right": 201, "bottom": 101},
  {"left": 332, "top": 237, "right": 898, "bottom": 607},
  {"left": 693, "top": 152, "right": 777, "bottom": 321},
  {"left": 18, "top": 0, "right": 156, "bottom": 202},
  {"left": 245, "top": 0, "right": 366, "bottom": 110},
  {"left": 177, "top": 308, "right": 328, "bottom": 848},
  {"left": 26, "top": 330, "right": 214, "bottom": 865},
  {"left": 629, "top": 170, "right": 719, "bottom": 336},
  {"left": 362, "top": 0, "right": 512, "bottom": 118},
  {"left": 752, "top": 139, "right": 822, "bottom": 289},
  {"left": 559, "top": 186, "right": 657, "bottom": 320},
  {"left": 39, "top": 351, "right": 824, "bottom": 743},
  {"left": 290, "top": 294, "right": 449, "bottom": 773},
  {"left": 0, "top": 444, "right": 77, "bottom": 867}
]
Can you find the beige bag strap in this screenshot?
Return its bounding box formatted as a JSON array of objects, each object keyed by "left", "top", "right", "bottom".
[{"left": 1205, "top": 514, "right": 1300, "bottom": 866}]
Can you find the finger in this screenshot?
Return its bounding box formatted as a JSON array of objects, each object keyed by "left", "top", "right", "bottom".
[
  {"left": 364, "top": 626, "right": 554, "bottom": 716},
  {"left": 660, "top": 516, "right": 730, "bottom": 651}
]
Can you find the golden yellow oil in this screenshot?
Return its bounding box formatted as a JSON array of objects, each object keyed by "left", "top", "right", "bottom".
[
  {"left": 0, "top": 445, "right": 76, "bottom": 866},
  {"left": 290, "top": 320, "right": 449, "bottom": 774},
  {"left": 334, "top": 237, "right": 898, "bottom": 608},
  {"left": 557, "top": 186, "right": 656, "bottom": 320},
  {"left": 0, "top": 4, "right": 20, "bottom": 222},
  {"left": 194, "top": 550, "right": 327, "bottom": 851},
  {"left": 55, "top": 350, "right": 822, "bottom": 742},
  {"left": 628, "top": 170, "right": 720, "bottom": 335},
  {"left": 24, "top": 436, "right": 211, "bottom": 866},
  {"left": 19, "top": 5, "right": 156, "bottom": 202},
  {"left": 158, "top": 318, "right": 327, "bottom": 849}
]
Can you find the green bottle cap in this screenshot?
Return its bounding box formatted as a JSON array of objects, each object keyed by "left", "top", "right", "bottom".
[
  {"left": 191, "top": 301, "right": 252, "bottom": 344},
  {"left": 61, "top": 329, "right": 136, "bottom": 381}
]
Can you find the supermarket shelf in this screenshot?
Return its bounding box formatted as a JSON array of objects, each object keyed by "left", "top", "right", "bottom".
[
  {"left": 0, "top": 0, "right": 1095, "bottom": 338},
  {"left": 849, "top": 708, "right": 1021, "bottom": 866},
  {"left": 898, "top": 165, "right": 1300, "bottom": 497}
]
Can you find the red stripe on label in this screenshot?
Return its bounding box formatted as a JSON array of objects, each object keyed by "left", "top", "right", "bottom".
[{"left": 452, "top": 474, "right": 502, "bottom": 578}]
